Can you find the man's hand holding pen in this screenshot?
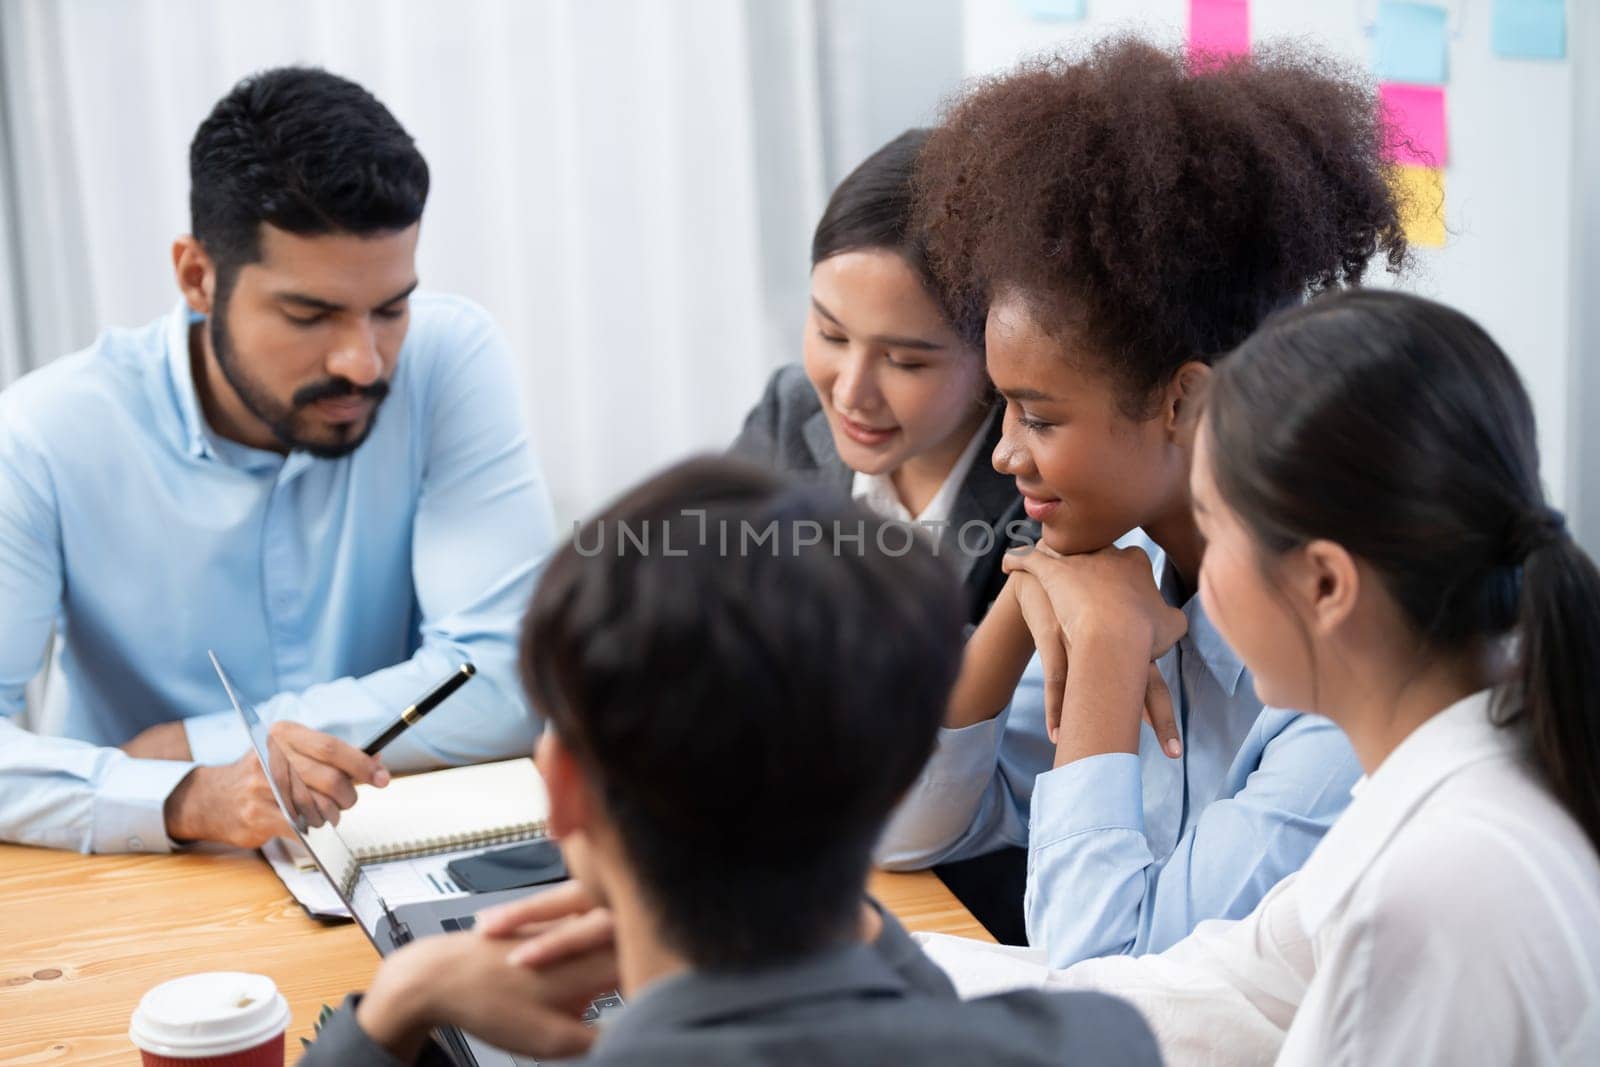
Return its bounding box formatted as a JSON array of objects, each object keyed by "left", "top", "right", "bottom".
[
  {"left": 163, "top": 721, "right": 388, "bottom": 848},
  {"left": 150, "top": 662, "right": 472, "bottom": 848}
]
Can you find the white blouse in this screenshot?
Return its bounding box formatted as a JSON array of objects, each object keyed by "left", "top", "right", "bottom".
[
  {"left": 1054, "top": 689, "right": 1600, "bottom": 1066},
  {"left": 851, "top": 417, "right": 991, "bottom": 526}
]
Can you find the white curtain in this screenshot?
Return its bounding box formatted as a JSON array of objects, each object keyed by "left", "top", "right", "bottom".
[
  {"left": 0, "top": 0, "right": 98, "bottom": 390},
  {"left": 0, "top": 0, "right": 830, "bottom": 522}
]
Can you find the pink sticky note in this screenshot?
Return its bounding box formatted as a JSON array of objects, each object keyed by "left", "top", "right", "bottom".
[
  {"left": 1189, "top": 0, "right": 1250, "bottom": 60},
  {"left": 1380, "top": 83, "right": 1449, "bottom": 167}
]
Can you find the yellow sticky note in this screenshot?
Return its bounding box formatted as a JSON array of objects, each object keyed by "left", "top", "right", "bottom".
[{"left": 1392, "top": 164, "right": 1446, "bottom": 248}]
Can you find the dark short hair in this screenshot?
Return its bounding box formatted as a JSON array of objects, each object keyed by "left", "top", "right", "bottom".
[
  {"left": 522, "top": 457, "right": 965, "bottom": 969},
  {"left": 189, "top": 66, "right": 429, "bottom": 287},
  {"left": 915, "top": 37, "right": 1408, "bottom": 414},
  {"left": 1208, "top": 289, "right": 1600, "bottom": 853},
  {"left": 812, "top": 129, "right": 984, "bottom": 349}
]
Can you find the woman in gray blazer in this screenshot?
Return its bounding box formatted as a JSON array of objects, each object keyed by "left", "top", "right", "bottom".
[
  {"left": 731, "top": 129, "right": 1033, "bottom": 628},
  {"left": 731, "top": 130, "right": 1035, "bottom": 944}
]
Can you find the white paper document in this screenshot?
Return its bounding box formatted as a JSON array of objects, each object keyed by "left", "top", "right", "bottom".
[
  {"left": 260, "top": 837, "right": 484, "bottom": 919},
  {"left": 913, "top": 931, "right": 1056, "bottom": 999}
]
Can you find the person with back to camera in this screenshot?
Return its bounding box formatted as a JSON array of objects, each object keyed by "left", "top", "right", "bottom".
[{"left": 298, "top": 457, "right": 1163, "bottom": 1066}]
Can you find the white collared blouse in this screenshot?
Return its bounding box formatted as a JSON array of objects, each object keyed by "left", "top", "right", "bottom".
[
  {"left": 850, "top": 414, "right": 991, "bottom": 526},
  {"left": 1055, "top": 688, "right": 1600, "bottom": 1065}
]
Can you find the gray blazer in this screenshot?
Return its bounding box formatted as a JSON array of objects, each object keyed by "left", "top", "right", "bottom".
[
  {"left": 731, "top": 364, "right": 1035, "bottom": 625},
  {"left": 299, "top": 911, "right": 1162, "bottom": 1066}
]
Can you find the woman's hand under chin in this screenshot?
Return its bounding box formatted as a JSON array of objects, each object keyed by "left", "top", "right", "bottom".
[
  {"left": 1004, "top": 543, "right": 1186, "bottom": 657},
  {"left": 1005, "top": 544, "right": 1188, "bottom": 762}
]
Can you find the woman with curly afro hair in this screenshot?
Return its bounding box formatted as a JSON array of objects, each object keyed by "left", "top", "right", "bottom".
[{"left": 876, "top": 37, "right": 1408, "bottom": 969}]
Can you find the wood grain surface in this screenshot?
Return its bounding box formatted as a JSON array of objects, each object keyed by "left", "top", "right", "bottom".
[{"left": 0, "top": 843, "right": 991, "bottom": 1065}]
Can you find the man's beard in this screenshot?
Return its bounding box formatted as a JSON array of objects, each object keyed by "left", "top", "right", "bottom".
[{"left": 208, "top": 295, "right": 390, "bottom": 460}]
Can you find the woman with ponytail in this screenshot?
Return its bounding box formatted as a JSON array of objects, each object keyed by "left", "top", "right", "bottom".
[{"left": 1054, "top": 289, "right": 1600, "bottom": 1064}]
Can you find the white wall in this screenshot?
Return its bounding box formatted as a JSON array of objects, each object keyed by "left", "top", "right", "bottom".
[
  {"left": 1569, "top": 0, "right": 1600, "bottom": 553},
  {"left": 818, "top": 0, "right": 966, "bottom": 183},
  {"left": 963, "top": 0, "right": 1588, "bottom": 542}
]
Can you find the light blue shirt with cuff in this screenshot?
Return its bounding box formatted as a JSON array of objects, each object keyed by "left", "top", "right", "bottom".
[
  {"left": 877, "top": 531, "right": 1360, "bottom": 967},
  {"left": 0, "top": 293, "right": 555, "bottom": 854}
]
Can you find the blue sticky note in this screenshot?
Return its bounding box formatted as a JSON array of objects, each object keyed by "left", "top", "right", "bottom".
[
  {"left": 1374, "top": 2, "right": 1449, "bottom": 85},
  {"left": 1492, "top": 0, "right": 1566, "bottom": 60},
  {"left": 1017, "top": 0, "right": 1086, "bottom": 21}
]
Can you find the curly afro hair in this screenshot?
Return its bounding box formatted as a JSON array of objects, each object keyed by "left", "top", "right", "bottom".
[{"left": 914, "top": 37, "right": 1408, "bottom": 412}]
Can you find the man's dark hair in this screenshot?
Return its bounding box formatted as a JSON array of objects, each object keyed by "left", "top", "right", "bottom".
[
  {"left": 189, "top": 66, "right": 429, "bottom": 290},
  {"left": 914, "top": 37, "right": 1409, "bottom": 415},
  {"left": 522, "top": 457, "right": 965, "bottom": 970}
]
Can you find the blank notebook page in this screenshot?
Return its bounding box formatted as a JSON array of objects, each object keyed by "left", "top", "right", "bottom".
[{"left": 333, "top": 757, "right": 549, "bottom": 863}]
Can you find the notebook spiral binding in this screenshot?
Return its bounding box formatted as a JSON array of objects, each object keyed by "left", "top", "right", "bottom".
[{"left": 331, "top": 820, "right": 549, "bottom": 898}]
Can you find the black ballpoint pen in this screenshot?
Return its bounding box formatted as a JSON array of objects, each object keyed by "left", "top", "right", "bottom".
[{"left": 362, "top": 663, "right": 477, "bottom": 756}]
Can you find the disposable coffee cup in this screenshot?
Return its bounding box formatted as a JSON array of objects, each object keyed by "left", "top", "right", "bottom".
[{"left": 129, "top": 972, "right": 290, "bottom": 1066}]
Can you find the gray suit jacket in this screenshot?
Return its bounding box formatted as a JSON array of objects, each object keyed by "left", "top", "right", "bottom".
[
  {"left": 299, "top": 911, "right": 1161, "bottom": 1066},
  {"left": 730, "top": 364, "right": 1036, "bottom": 625}
]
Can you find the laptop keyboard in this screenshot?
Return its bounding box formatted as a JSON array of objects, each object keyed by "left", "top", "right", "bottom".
[
  {"left": 440, "top": 912, "right": 624, "bottom": 1064},
  {"left": 583, "top": 991, "right": 625, "bottom": 1022}
]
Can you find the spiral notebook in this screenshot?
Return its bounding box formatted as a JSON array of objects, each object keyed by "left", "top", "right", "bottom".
[
  {"left": 284, "top": 757, "right": 549, "bottom": 906},
  {"left": 328, "top": 757, "right": 549, "bottom": 863}
]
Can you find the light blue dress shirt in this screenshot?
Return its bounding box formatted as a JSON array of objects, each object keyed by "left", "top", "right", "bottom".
[
  {"left": 877, "top": 531, "right": 1361, "bottom": 967},
  {"left": 0, "top": 294, "right": 555, "bottom": 854}
]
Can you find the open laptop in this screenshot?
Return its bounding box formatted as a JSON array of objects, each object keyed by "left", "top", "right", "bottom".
[{"left": 209, "top": 651, "right": 622, "bottom": 1066}]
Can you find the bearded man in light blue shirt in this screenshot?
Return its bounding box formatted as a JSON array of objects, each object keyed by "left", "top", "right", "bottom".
[{"left": 0, "top": 67, "right": 554, "bottom": 854}]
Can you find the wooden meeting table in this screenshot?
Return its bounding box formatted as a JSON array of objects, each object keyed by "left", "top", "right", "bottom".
[{"left": 0, "top": 842, "right": 991, "bottom": 1064}]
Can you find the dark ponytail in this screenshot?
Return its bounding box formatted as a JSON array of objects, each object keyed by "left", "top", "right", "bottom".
[
  {"left": 1206, "top": 289, "right": 1600, "bottom": 852},
  {"left": 1515, "top": 526, "right": 1600, "bottom": 852}
]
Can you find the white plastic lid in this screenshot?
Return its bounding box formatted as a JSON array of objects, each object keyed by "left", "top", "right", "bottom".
[{"left": 128, "top": 972, "right": 291, "bottom": 1058}]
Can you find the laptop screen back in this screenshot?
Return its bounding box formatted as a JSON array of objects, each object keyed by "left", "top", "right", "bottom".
[{"left": 208, "top": 650, "right": 397, "bottom": 945}]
